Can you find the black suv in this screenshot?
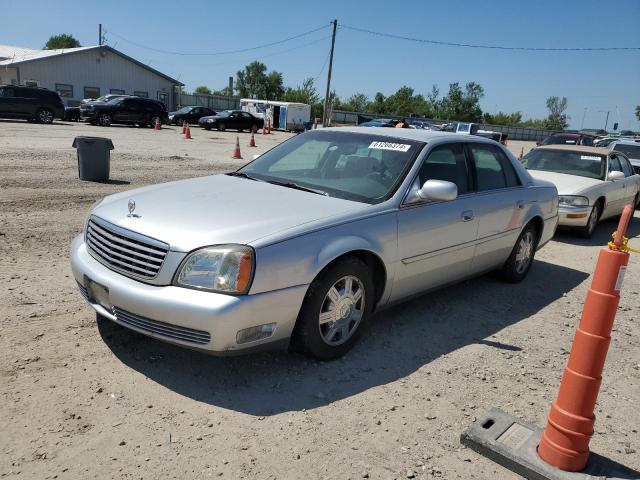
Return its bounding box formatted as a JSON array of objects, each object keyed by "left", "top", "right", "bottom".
[
  {"left": 0, "top": 85, "right": 65, "bottom": 124},
  {"left": 80, "top": 96, "right": 169, "bottom": 127}
]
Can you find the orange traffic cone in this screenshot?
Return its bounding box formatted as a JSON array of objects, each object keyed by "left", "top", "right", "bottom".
[
  {"left": 266, "top": 120, "right": 271, "bottom": 134},
  {"left": 518, "top": 147, "right": 524, "bottom": 160},
  {"left": 262, "top": 122, "right": 267, "bottom": 135},
  {"left": 154, "top": 118, "right": 161, "bottom": 130},
  {"left": 184, "top": 125, "right": 192, "bottom": 140},
  {"left": 248, "top": 132, "right": 256, "bottom": 147},
  {"left": 232, "top": 136, "right": 242, "bottom": 159},
  {"left": 538, "top": 204, "right": 634, "bottom": 471},
  {"left": 182, "top": 120, "right": 187, "bottom": 134}
]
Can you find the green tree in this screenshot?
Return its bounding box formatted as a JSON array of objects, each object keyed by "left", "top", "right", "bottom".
[
  {"left": 482, "top": 111, "right": 523, "bottom": 126},
  {"left": 44, "top": 33, "right": 81, "bottom": 49},
  {"left": 382, "top": 86, "right": 431, "bottom": 117},
  {"left": 367, "top": 92, "right": 386, "bottom": 114},
  {"left": 194, "top": 85, "right": 212, "bottom": 95},
  {"left": 282, "top": 77, "right": 320, "bottom": 105},
  {"left": 342, "top": 93, "right": 369, "bottom": 112},
  {"left": 545, "top": 96, "right": 569, "bottom": 130},
  {"left": 235, "top": 61, "right": 284, "bottom": 100},
  {"left": 212, "top": 86, "right": 233, "bottom": 96},
  {"left": 438, "top": 82, "right": 484, "bottom": 122}
]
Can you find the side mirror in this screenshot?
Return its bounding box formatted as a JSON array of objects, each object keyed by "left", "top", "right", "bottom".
[
  {"left": 418, "top": 179, "right": 458, "bottom": 202},
  {"left": 608, "top": 170, "right": 625, "bottom": 181}
]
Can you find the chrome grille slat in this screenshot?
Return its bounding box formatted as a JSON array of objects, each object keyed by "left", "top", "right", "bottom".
[
  {"left": 86, "top": 217, "right": 168, "bottom": 279},
  {"left": 113, "top": 307, "right": 210, "bottom": 345},
  {"left": 87, "top": 232, "right": 163, "bottom": 269},
  {"left": 77, "top": 282, "right": 90, "bottom": 302},
  {"left": 88, "top": 221, "right": 167, "bottom": 257}
]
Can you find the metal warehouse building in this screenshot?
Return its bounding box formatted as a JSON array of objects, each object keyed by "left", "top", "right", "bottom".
[{"left": 0, "top": 44, "right": 182, "bottom": 109}]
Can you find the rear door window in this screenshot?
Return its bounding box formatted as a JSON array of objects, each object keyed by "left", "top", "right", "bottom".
[{"left": 469, "top": 144, "right": 520, "bottom": 191}]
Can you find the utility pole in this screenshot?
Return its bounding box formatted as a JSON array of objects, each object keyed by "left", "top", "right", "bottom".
[
  {"left": 322, "top": 19, "right": 337, "bottom": 127},
  {"left": 98, "top": 24, "right": 102, "bottom": 46},
  {"left": 604, "top": 111, "right": 610, "bottom": 131}
]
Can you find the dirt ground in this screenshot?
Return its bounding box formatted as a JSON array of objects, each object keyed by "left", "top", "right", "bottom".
[{"left": 1, "top": 120, "right": 638, "bottom": 480}]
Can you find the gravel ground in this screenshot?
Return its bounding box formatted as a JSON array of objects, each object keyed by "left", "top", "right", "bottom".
[{"left": 1, "top": 120, "right": 638, "bottom": 480}]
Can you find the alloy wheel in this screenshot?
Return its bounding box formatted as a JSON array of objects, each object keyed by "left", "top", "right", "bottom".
[
  {"left": 318, "top": 275, "right": 365, "bottom": 346},
  {"left": 38, "top": 109, "right": 53, "bottom": 124},
  {"left": 515, "top": 231, "right": 534, "bottom": 275}
]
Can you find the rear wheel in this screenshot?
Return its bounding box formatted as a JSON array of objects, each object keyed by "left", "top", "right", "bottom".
[
  {"left": 98, "top": 112, "right": 112, "bottom": 127},
  {"left": 500, "top": 223, "right": 538, "bottom": 283},
  {"left": 37, "top": 108, "right": 54, "bottom": 124},
  {"left": 580, "top": 201, "right": 601, "bottom": 238},
  {"left": 217, "top": 122, "right": 226, "bottom": 132},
  {"left": 149, "top": 115, "right": 161, "bottom": 128},
  {"left": 293, "top": 256, "right": 374, "bottom": 360}
]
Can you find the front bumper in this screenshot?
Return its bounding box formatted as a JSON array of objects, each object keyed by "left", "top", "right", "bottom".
[
  {"left": 558, "top": 205, "right": 590, "bottom": 227},
  {"left": 70, "top": 235, "right": 308, "bottom": 354}
]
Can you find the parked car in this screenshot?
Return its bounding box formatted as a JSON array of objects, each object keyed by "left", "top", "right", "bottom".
[
  {"left": 538, "top": 133, "right": 595, "bottom": 147},
  {"left": 71, "top": 128, "right": 558, "bottom": 359},
  {"left": 358, "top": 120, "right": 395, "bottom": 128},
  {"left": 81, "top": 94, "right": 129, "bottom": 105},
  {"left": 64, "top": 106, "right": 80, "bottom": 122},
  {"left": 168, "top": 106, "right": 216, "bottom": 125},
  {"left": 522, "top": 145, "right": 639, "bottom": 237},
  {"left": 80, "top": 97, "right": 168, "bottom": 127},
  {"left": 440, "top": 122, "right": 504, "bottom": 143},
  {"left": 609, "top": 140, "right": 640, "bottom": 175},
  {"left": 0, "top": 85, "right": 65, "bottom": 124},
  {"left": 198, "top": 110, "right": 263, "bottom": 132}
]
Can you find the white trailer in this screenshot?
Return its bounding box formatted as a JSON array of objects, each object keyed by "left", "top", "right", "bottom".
[{"left": 240, "top": 99, "right": 311, "bottom": 132}]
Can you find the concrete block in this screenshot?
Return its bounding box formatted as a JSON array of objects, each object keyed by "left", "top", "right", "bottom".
[{"left": 460, "top": 408, "right": 639, "bottom": 480}]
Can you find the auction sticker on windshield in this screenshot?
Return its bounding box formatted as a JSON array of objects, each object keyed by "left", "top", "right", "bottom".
[
  {"left": 581, "top": 155, "right": 601, "bottom": 161},
  {"left": 368, "top": 141, "right": 411, "bottom": 152}
]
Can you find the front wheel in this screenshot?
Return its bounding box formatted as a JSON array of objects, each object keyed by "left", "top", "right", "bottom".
[
  {"left": 580, "top": 202, "right": 601, "bottom": 238},
  {"left": 217, "top": 122, "right": 226, "bottom": 132},
  {"left": 149, "top": 115, "right": 161, "bottom": 128},
  {"left": 98, "top": 112, "right": 112, "bottom": 127},
  {"left": 500, "top": 223, "right": 538, "bottom": 283},
  {"left": 293, "top": 256, "right": 374, "bottom": 360}
]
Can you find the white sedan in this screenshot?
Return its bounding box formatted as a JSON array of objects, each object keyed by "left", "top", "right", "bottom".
[{"left": 522, "top": 145, "right": 639, "bottom": 238}]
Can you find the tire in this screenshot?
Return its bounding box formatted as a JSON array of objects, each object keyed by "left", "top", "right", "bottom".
[
  {"left": 204, "top": 126, "right": 211, "bottom": 131},
  {"left": 217, "top": 122, "right": 226, "bottom": 132},
  {"left": 580, "top": 201, "right": 601, "bottom": 238},
  {"left": 36, "top": 108, "right": 54, "bottom": 124},
  {"left": 634, "top": 193, "right": 640, "bottom": 210},
  {"left": 149, "top": 115, "right": 161, "bottom": 128},
  {"left": 251, "top": 124, "right": 258, "bottom": 133},
  {"left": 293, "top": 256, "right": 374, "bottom": 360},
  {"left": 237, "top": 127, "right": 244, "bottom": 132},
  {"left": 98, "top": 112, "right": 112, "bottom": 127},
  {"left": 500, "top": 223, "right": 538, "bottom": 283}
]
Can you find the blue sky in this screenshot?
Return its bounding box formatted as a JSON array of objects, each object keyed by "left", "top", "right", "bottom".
[{"left": 2, "top": 0, "right": 639, "bottom": 129}]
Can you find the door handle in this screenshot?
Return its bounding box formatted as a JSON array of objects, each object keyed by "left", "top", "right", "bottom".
[{"left": 461, "top": 210, "right": 474, "bottom": 222}]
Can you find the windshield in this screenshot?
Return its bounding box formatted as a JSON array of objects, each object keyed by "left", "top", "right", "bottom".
[
  {"left": 177, "top": 106, "right": 192, "bottom": 113},
  {"left": 612, "top": 144, "right": 640, "bottom": 160},
  {"left": 239, "top": 130, "right": 425, "bottom": 204},
  {"left": 522, "top": 149, "right": 605, "bottom": 180},
  {"left": 217, "top": 110, "right": 232, "bottom": 117},
  {"left": 541, "top": 135, "right": 580, "bottom": 145}
]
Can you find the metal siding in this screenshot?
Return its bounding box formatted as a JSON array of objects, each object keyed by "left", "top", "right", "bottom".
[{"left": 15, "top": 49, "right": 176, "bottom": 107}]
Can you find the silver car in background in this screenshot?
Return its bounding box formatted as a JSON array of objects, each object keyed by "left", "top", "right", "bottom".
[{"left": 70, "top": 128, "right": 558, "bottom": 360}]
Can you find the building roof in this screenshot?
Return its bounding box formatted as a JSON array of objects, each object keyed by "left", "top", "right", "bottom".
[
  {"left": 536, "top": 145, "right": 610, "bottom": 155},
  {"left": 0, "top": 44, "right": 182, "bottom": 85}
]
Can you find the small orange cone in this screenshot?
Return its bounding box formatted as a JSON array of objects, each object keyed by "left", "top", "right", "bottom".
[
  {"left": 182, "top": 120, "right": 187, "bottom": 134},
  {"left": 154, "top": 118, "right": 161, "bottom": 130},
  {"left": 232, "top": 136, "right": 242, "bottom": 159},
  {"left": 248, "top": 132, "right": 256, "bottom": 147},
  {"left": 185, "top": 125, "right": 192, "bottom": 140},
  {"left": 262, "top": 122, "right": 267, "bottom": 135}
]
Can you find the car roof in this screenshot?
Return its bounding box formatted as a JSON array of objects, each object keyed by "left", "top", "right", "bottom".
[
  {"left": 611, "top": 140, "right": 640, "bottom": 146},
  {"left": 536, "top": 145, "right": 609, "bottom": 155},
  {"left": 322, "top": 126, "right": 497, "bottom": 144}
]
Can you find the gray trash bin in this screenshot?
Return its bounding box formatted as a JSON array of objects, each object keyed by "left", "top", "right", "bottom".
[{"left": 72, "top": 136, "right": 114, "bottom": 182}]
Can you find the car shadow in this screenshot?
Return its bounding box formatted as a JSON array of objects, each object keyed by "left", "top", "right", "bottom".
[
  {"left": 554, "top": 211, "right": 640, "bottom": 247},
  {"left": 0, "top": 118, "right": 72, "bottom": 126},
  {"left": 100, "top": 179, "right": 130, "bottom": 185},
  {"left": 97, "top": 259, "right": 588, "bottom": 416}
]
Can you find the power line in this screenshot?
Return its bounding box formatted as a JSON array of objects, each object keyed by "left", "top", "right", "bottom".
[
  {"left": 105, "top": 24, "right": 330, "bottom": 56},
  {"left": 340, "top": 24, "right": 640, "bottom": 52},
  {"left": 313, "top": 49, "right": 331, "bottom": 83}
]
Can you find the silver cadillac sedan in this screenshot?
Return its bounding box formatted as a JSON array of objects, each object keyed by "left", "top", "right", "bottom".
[{"left": 71, "top": 128, "right": 558, "bottom": 360}]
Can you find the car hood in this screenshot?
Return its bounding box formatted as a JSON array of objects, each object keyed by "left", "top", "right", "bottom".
[
  {"left": 91, "top": 175, "right": 368, "bottom": 252},
  {"left": 527, "top": 170, "right": 603, "bottom": 195}
]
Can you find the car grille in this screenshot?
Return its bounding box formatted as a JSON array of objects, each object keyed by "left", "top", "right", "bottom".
[
  {"left": 86, "top": 217, "right": 169, "bottom": 279},
  {"left": 113, "top": 307, "right": 211, "bottom": 345}
]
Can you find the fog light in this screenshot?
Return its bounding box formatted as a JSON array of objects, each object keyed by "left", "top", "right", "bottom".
[{"left": 236, "top": 323, "right": 276, "bottom": 344}]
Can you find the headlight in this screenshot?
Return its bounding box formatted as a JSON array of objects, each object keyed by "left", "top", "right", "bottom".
[
  {"left": 175, "top": 245, "right": 254, "bottom": 294},
  {"left": 558, "top": 195, "right": 589, "bottom": 207},
  {"left": 169, "top": 115, "right": 174, "bottom": 120},
  {"left": 207, "top": 118, "right": 214, "bottom": 123}
]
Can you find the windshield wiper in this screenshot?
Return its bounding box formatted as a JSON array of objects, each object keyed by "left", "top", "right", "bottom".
[
  {"left": 226, "top": 171, "right": 260, "bottom": 181},
  {"left": 266, "top": 180, "right": 329, "bottom": 196}
]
